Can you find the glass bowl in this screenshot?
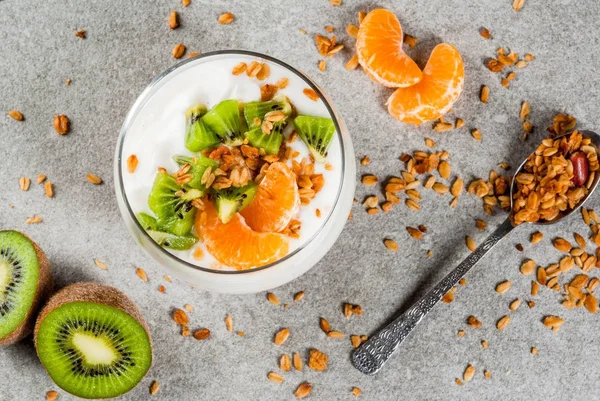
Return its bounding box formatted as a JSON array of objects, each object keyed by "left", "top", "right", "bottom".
[{"left": 114, "top": 50, "right": 355, "bottom": 294}]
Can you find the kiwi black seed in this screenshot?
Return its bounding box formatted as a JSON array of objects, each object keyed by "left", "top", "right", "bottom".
[
  {"left": 34, "top": 282, "right": 152, "bottom": 399},
  {"left": 0, "top": 230, "right": 53, "bottom": 346}
]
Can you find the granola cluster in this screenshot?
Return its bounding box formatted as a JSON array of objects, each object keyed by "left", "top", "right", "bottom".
[{"left": 512, "top": 131, "right": 598, "bottom": 225}]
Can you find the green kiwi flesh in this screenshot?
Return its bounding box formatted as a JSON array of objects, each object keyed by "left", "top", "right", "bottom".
[
  {"left": 243, "top": 96, "right": 291, "bottom": 154},
  {"left": 34, "top": 282, "right": 152, "bottom": 399},
  {"left": 0, "top": 230, "right": 52, "bottom": 346},
  {"left": 293, "top": 115, "right": 335, "bottom": 163},
  {"left": 185, "top": 105, "right": 220, "bottom": 152},
  {"left": 173, "top": 155, "right": 218, "bottom": 190},
  {"left": 136, "top": 213, "right": 197, "bottom": 250},
  {"left": 202, "top": 99, "right": 245, "bottom": 146},
  {"left": 147, "top": 173, "right": 201, "bottom": 236},
  {"left": 213, "top": 182, "right": 258, "bottom": 223}
]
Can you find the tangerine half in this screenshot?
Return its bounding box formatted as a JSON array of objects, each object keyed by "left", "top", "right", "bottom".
[
  {"left": 356, "top": 9, "right": 422, "bottom": 88},
  {"left": 386, "top": 43, "right": 464, "bottom": 125}
]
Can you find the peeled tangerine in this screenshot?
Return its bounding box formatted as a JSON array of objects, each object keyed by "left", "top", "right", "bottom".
[
  {"left": 387, "top": 43, "right": 465, "bottom": 125},
  {"left": 196, "top": 201, "right": 289, "bottom": 270},
  {"left": 356, "top": 9, "right": 423, "bottom": 88}
]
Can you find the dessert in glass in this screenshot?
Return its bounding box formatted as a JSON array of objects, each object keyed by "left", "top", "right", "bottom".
[{"left": 115, "top": 51, "right": 355, "bottom": 293}]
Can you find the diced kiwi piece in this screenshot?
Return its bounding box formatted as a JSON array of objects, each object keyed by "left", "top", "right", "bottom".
[
  {"left": 185, "top": 105, "right": 220, "bottom": 152},
  {"left": 293, "top": 115, "right": 336, "bottom": 163},
  {"left": 244, "top": 127, "right": 283, "bottom": 155},
  {"left": 203, "top": 99, "right": 245, "bottom": 146},
  {"left": 0, "top": 231, "right": 53, "bottom": 346},
  {"left": 243, "top": 95, "right": 292, "bottom": 128},
  {"left": 213, "top": 182, "right": 258, "bottom": 223},
  {"left": 147, "top": 231, "right": 198, "bottom": 250},
  {"left": 136, "top": 213, "right": 158, "bottom": 231},
  {"left": 148, "top": 173, "right": 200, "bottom": 236},
  {"left": 34, "top": 282, "right": 152, "bottom": 399},
  {"left": 173, "top": 155, "right": 219, "bottom": 190}
]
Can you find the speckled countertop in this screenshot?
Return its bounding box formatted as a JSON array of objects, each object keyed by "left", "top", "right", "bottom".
[{"left": 2, "top": 0, "right": 600, "bottom": 400}]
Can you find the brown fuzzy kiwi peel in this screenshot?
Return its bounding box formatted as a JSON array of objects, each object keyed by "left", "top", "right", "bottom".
[
  {"left": 34, "top": 282, "right": 152, "bottom": 346},
  {"left": 0, "top": 232, "right": 53, "bottom": 346}
]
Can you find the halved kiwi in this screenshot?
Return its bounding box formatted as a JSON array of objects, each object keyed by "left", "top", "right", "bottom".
[
  {"left": 173, "top": 155, "right": 218, "bottom": 190},
  {"left": 184, "top": 105, "right": 220, "bottom": 152},
  {"left": 213, "top": 182, "right": 258, "bottom": 223},
  {"left": 148, "top": 172, "right": 201, "bottom": 236},
  {"left": 202, "top": 99, "right": 246, "bottom": 146},
  {"left": 293, "top": 115, "right": 335, "bottom": 163},
  {"left": 136, "top": 213, "right": 198, "bottom": 250},
  {"left": 0, "top": 230, "right": 53, "bottom": 346},
  {"left": 243, "top": 96, "right": 292, "bottom": 154},
  {"left": 34, "top": 282, "right": 152, "bottom": 399}
]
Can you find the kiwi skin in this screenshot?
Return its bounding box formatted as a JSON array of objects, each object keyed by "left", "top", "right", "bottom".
[
  {"left": 34, "top": 282, "right": 152, "bottom": 399},
  {"left": 0, "top": 231, "right": 53, "bottom": 346},
  {"left": 34, "top": 282, "right": 152, "bottom": 347}
]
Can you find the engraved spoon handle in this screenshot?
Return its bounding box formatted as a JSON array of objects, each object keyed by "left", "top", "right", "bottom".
[{"left": 352, "top": 218, "right": 515, "bottom": 375}]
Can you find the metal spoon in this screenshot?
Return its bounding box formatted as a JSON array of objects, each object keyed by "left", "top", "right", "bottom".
[{"left": 352, "top": 130, "right": 600, "bottom": 375}]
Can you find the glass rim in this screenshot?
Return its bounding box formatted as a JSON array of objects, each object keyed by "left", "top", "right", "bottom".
[{"left": 116, "top": 49, "right": 349, "bottom": 275}]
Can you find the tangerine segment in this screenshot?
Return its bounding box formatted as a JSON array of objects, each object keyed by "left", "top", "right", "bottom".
[
  {"left": 196, "top": 201, "right": 289, "bottom": 270},
  {"left": 356, "top": 9, "right": 422, "bottom": 88},
  {"left": 387, "top": 43, "right": 464, "bottom": 125},
  {"left": 240, "top": 162, "right": 300, "bottom": 233}
]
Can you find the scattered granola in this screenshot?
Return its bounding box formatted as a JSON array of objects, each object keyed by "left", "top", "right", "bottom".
[
  {"left": 94, "top": 259, "right": 108, "bottom": 271},
  {"left": 136, "top": 267, "right": 148, "bottom": 282},
  {"left": 218, "top": 13, "right": 234, "bottom": 25},
  {"left": 225, "top": 315, "right": 233, "bottom": 332},
  {"left": 53, "top": 115, "right": 70, "bottom": 135},
  {"left": 274, "top": 328, "right": 290, "bottom": 345},
  {"left": 308, "top": 349, "right": 328, "bottom": 371},
  {"left": 295, "top": 382, "right": 312, "bottom": 399},
  {"left": 19, "top": 177, "right": 30, "bottom": 191},
  {"left": 46, "top": 391, "right": 59, "bottom": 401},
  {"left": 8, "top": 110, "right": 24, "bottom": 121},
  {"left": 268, "top": 372, "right": 284, "bottom": 383},
  {"left": 149, "top": 380, "right": 160, "bottom": 395},
  {"left": 172, "top": 43, "right": 186, "bottom": 59},
  {"left": 168, "top": 11, "right": 179, "bottom": 29}
]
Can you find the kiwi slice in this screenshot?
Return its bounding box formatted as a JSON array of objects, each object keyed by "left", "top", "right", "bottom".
[
  {"left": 147, "top": 231, "right": 198, "bottom": 250},
  {"left": 173, "top": 155, "right": 219, "bottom": 190},
  {"left": 148, "top": 173, "right": 201, "bottom": 236},
  {"left": 244, "top": 127, "right": 283, "bottom": 155},
  {"left": 202, "top": 99, "right": 246, "bottom": 146},
  {"left": 185, "top": 105, "right": 220, "bottom": 152},
  {"left": 136, "top": 213, "right": 197, "bottom": 250},
  {"left": 293, "top": 115, "right": 336, "bottom": 163},
  {"left": 243, "top": 95, "right": 292, "bottom": 128},
  {"left": 242, "top": 96, "right": 292, "bottom": 155},
  {"left": 34, "top": 282, "right": 152, "bottom": 399},
  {"left": 213, "top": 182, "right": 258, "bottom": 223},
  {"left": 0, "top": 231, "right": 53, "bottom": 346}
]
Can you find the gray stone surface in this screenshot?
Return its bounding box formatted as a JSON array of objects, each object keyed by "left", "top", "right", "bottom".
[{"left": 1, "top": 0, "right": 600, "bottom": 399}]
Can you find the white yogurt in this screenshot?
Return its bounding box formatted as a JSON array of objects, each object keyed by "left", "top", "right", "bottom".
[{"left": 121, "top": 54, "right": 343, "bottom": 270}]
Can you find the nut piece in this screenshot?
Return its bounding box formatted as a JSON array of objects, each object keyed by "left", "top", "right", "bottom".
[
  {"left": 280, "top": 354, "right": 291, "bottom": 371},
  {"left": 531, "top": 231, "right": 543, "bottom": 244},
  {"left": 19, "top": 177, "right": 30, "bottom": 191},
  {"left": 172, "top": 43, "right": 186, "bottom": 59},
  {"left": 149, "top": 380, "right": 160, "bottom": 395},
  {"left": 308, "top": 349, "right": 328, "bottom": 371},
  {"left": 384, "top": 239, "right": 399, "bottom": 251},
  {"left": 274, "top": 328, "right": 290, "bottom": 345},
  {"left": 480, "top": 85, "right": 489, "bottom": 103},
  {"left": 294, "top": 291, "right": 305, "bottom": 302},
  {"left": 496, "top": 315, "right": 510, "bottom": 330},
  {"left": 495, "top": 280, "right": 511, "bottom": 294},
  {"left": 295, "top": 382, "right": 312, "bottom": 399},
  {"left": 463, "top": 365, "right": 475, "bottom": 382},
  {"left": 127, "top": 154, "right": 139, "bottom": 173},
  {"left": 53, "top": 114, "right": 70, "bottom": 135},
  {"left": 173, "top": 309, "right": 189, "bottom": 325},
  {"left": 509, "top": 299, "right": 521, "bottom": 311},
  {"left": 553, "top": 238, "right": 572, "bottom": 253},
  {"left": 293, "top": 352, "right": 303, "bottom": 370},
  {"left": 218, "top": 12, "right": 235, "bottom": 24},
  {"left": 46, "top": 391, "right": 59, "bottom": 401},
  {"left": 267, "top": 292, "right": 280, "bottom": 305},
  {"left": 267, "top": 372, "right": 284, "bottom": 383},
  {"left": 466, "top": 236, "right": 476, "bottom": 251},
  {"left": 86, "top": 173, "right": 103, "bottom": 185},
  {"left": 225, "top": 315, "right": 233, "bottom": 332},
  {"left": 319, "top": 317, "right": 331, "bottom": 333},
  {"left": 542, "top": 315, "right": 564, "bottom": 330},
  {"left": 44, "top": 182, "right": 53, "bottom": 198},
  {"left": 327, "top": 330, "right": 344, "bottom": 338},
  {"left": 168, "top": 11, "right": 179, "bottom": 29},
  {"left": 193, "top": 328, "right": 210, "bottom": 340},
  {"left": 520, "top": 259, "right": 536, "bottom": 275},
  {"left": 136, "top": 267, "right": 148, "bottom": 282},
  {"left": 8, "top": 110, "right": 24, "bottom": 121}
]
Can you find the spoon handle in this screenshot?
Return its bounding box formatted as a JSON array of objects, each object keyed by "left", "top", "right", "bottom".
[{"left": 352, "top": 218, "right": 515, "bottom": 375}]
